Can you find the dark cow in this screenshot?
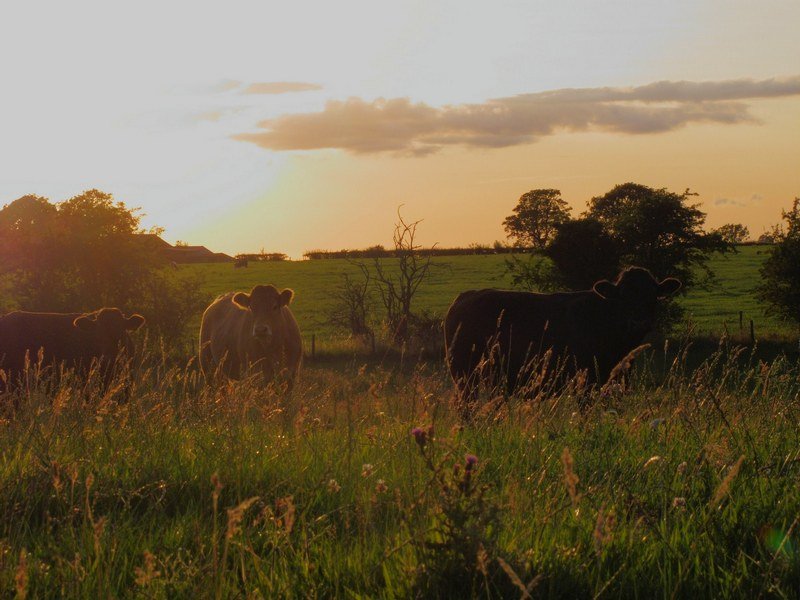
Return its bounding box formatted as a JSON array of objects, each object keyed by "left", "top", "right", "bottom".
[
  {"left": 234, "top": 257, "right": 249, "bottom": 268},
  {"left": 444, "top": 267, "right": 681, "bottom": 410},
  {"left": 199, "top": 284, "right": 302, "bottom": 389},
  {"left": 0, "top": 308, "right": 145, "bottom": 391}
]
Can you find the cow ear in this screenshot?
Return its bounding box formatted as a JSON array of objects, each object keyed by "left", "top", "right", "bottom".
[
  {"left": 279, "top": 289, "right": 294, "bottom": 306},
  {"left": 232, "top": 292, "right": 251, "bottom": 308},
  {"left": 658, "top": 278, "right": 682, "bottom": 297},
  {"left": 592, "top": 280, "right": 617, "bottom": 299},
  {"left": 125, "top": 314, "right": 145, "bottom": 330},
  {"left": 73, "top": 315, "right": 97, "bottom": 330}
]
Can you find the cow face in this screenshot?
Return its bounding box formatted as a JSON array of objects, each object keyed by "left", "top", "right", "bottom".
[
  {"left": 592, "top": 267, "right": 681, "bottom": 335},
  {"left": 233, "top": 285, "right": 294, "bottom": 346},
  {"left": 74, "top": 308, "right": 146, "bottom": 358}
]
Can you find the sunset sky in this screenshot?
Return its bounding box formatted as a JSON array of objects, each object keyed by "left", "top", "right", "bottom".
[{"left": 1, "top": 0, "right": 798, "bottom": 258}]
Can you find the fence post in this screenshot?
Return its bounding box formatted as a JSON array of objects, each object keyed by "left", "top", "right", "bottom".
[
  {"left": 739, "top": 311, "right": 743, "bottom": 333},
  {"left": 750, "top": 319, "right": 755, "bottom": 344},
  {"left": 311, "top": 333, "right": 316, "bottom": 360}
]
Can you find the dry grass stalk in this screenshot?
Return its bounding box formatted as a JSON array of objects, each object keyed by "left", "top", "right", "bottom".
[
  {"left": 134, "top": 550, "right": 160, "bottom": 587},
  {"left": 226, "top": 497, "right": 260, "bottom": 540},
  {"left": 601, "top": 344, "right": 651, "bottom": 394},
  {"left": 711, "top": 455, "right": 745, "bottom": 507},
  {"left": 561, "top": 447, "right": 580, "bottom": 507},
  {"left": 15, "top": 548, "right": 28, "bottom": 599},
  {"left": 275, "top": 496, "right": 296, "bottom": 535},
  {"left": 593, "top": 505, "right": 616, "bottom": 554},
  {"left": 497, "top": 556, "right": 542, "bottom": 599}
]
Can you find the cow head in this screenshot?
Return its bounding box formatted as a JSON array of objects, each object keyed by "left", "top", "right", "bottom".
[
  {"left": 73, "top": 308, "right": 146, "bottom": 358},
  {"left": 592, "top": 267, "right": 681, "bottom": 335},
  {"left": 233, "top": 285, "right": 294, "bottom": 346}
]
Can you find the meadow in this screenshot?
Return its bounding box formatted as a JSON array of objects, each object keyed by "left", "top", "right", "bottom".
[
  {"left": 1, "top": 246, "right": 799, "bottom": 597},
  {"left": 185, "top": 245, "right": 796, "bottom": 346}
]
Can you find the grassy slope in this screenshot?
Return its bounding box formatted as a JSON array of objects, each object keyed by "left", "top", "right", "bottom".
[{"left": 186, "top": 246, "right": 795, "bottom": 343}]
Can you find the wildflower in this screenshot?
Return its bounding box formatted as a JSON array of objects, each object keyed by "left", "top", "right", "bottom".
[
  {"left": 650, "top": 418, "right": 666, "bottom": 429},
  {"left": 327, "top": 479, "right": 341, "bottom": 493},
  {"left": 465, "top": 454, "right": 479, "bottom": 472},
  {"left": 672, "top": 497, "right": 687, "bottom": 509},
  {"left": 676, "top": 461, "right": 688, "bottom": 475},
  {"left": 361, "top": 463, "right": 374, "bottom": 478},
  {"left": 375, "top": 479, "right": 388, "bottom": 494}
]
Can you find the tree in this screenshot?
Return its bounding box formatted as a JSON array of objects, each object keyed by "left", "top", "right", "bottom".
[
  {"left": 328, "top": 263, "right": 375, "bottom": 344},
  {"left": 372, "top": 210, "right": 434, "bottom": 343},
  {"left": 503, "top": 189, "right": 571, "bottom": 249},
  {"left": 546, "top": 219, "right": 621, "bottom": 290},
  {"left": 0, "top": 190, "right": 205, "bottom": 346},
  {"left": 756, "top": 198, "right": 800, "bottom": 328},
  {"left": 714, "top": 223, "right": 750, "bottom": 244},
  {"left": 505, "top": 218, "right": 620, "bottom": 293},
  {"left": 585, "top": 183, "right": 730, "bottom": 289},
  {"left": 505, "top": 182, "right": 730, "bottom": 331}
]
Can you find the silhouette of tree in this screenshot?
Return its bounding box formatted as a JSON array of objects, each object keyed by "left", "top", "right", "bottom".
[
  {"left": 713, "top": 223, "right": 750, "bottom": 244},
  {"left": 585, "top": 183, "right": 730, "bottom": 289},
  {"left": 756, "top": 198, "right": 800, "bottom": 328},
  {"left": 503, "top": 189, "right": 571, "bottom": 249},
  {"left": 505, "top": 182, "right": 730, "bottom": 331}
]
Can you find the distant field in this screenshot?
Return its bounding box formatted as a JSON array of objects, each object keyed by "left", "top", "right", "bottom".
[{"left": 184, "top": 245, "right": 795, "bottom": 343}]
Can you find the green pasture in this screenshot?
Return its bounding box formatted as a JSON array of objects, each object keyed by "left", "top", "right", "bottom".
[{"left": 184, "top": 245, "right": 796, "bottom": 344}]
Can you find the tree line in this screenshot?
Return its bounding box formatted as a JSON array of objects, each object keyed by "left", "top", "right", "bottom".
[
  {"left": 500, "top": 184, "right": 799, "bottom": 331},
  {"left": 302, "top": 243, "right": 527, "bottom": 260}
]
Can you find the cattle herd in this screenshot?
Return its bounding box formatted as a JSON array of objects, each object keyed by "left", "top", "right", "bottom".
[{"left": 0, "top": 267, "right": 681, "bottom": 411}]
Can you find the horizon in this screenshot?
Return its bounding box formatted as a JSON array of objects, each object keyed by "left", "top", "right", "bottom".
[{"left": 1, "top": 0, "right": 798, "bottom": 258}]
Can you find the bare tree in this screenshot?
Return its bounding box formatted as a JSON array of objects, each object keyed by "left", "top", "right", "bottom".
[
  {"left": 373, "top": 209, "right": 434, "bottom": 344},
  {"left": 328, "top": 262, "right": 375, "bottom": 344}
]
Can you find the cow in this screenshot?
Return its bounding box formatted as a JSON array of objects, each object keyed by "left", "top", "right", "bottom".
[
  {"left": 0, "top": 308, "right": 145, "bottom": 391},
  {"left": 234, "top": 257, "right": 249, "bottom": 268},
  {"left": 444, "top": 267, "right": 681, "bottom": 414},
  {"left": 199, "top": 284, "right": 302, "bottom": 389}
]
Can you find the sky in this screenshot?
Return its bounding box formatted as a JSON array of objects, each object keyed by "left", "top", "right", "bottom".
[{"left": 0, "top": 0, "right": 798, "bottom": 258}]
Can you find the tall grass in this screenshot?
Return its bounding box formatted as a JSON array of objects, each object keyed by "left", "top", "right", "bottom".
[{"left": 0, "top": 341, "right": 798, "bottom": 597}]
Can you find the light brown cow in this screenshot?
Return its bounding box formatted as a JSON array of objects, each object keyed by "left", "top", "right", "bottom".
[{"left": 199, "top": 285, "right": 302, "bottom": 388}]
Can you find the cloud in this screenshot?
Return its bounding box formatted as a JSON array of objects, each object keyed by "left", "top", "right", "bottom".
[
  {"left": 242, "top": 82, "right": 323, "bottom": 95},
  {"left": 714, "top": 194, "right": 764, "bottom": 207},
  {"left": 232, "top": 76, "right": 800, "bottom": 156}
]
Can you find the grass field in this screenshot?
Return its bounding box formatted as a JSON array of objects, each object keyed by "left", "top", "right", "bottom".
[
  {"left": 1, "top": 344, "right": 799, "bottom": 597},
  {"left": 2, "top": 246, "right": 799, "bottom": 597},
  {"left": 185, "top": 245, "right": 796, "bottom": 345}
]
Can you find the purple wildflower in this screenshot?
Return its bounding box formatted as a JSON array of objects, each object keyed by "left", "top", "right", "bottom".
[{"left": 465, "top": 454, "right": 478, "bottom": 471}]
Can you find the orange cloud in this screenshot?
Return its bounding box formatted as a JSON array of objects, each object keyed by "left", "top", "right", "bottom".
[
  {"left": 233, "top": 76, "right": 800, "bottom": 155},
  {"left": 242, "top": 82, "right": 322, "bottom": 94}
]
